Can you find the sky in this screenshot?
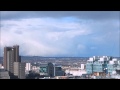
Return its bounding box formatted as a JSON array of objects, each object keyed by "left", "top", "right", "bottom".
[{"left": 0, "top": 11, "right": 120, "bottom": 57}]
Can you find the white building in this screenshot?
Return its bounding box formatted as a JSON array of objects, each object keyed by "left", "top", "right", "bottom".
[
  {"left": 65, "top": 69, "right": 87, "bottom": 76},
  {"left": 81, "top": 64, "right": 85, "bottom": 70},
  {"left": 25, "top": 63, "right": 31, "bottom": 71}
]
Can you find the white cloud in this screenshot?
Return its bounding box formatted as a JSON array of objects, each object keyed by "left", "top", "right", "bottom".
[
  {"left": 46, "top": 30, "right": 88, "bottom": 41},
  {"left": 1, "top": 15, "right": 119, "bottom": 57},
  {"left": 1, "top": 17, "right": 91, "bottom": 56},
  {"left": 77, "top": 44, "right": 87, "bottom": 54},
  {"left": 77, "top": 44, "right": 86, "bottom": 50}
]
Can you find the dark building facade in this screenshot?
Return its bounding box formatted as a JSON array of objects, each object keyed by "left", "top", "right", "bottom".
[
  {"left": 4, "top": 47, "right": 15, "bottom": 73},
  {"left": 3, "top": 45, "right": 25, "bottom": 79},
  {"left": 47, "top": 63, "right": 65, "bottom": 77},
  {"left": 48, "top": 63, "right": 54, "bottom": 77},
  {"left": 4, "top": 45, "right": 20, "bottom": 73}
]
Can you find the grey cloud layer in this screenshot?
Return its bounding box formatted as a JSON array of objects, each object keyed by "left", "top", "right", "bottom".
[
  {"left": 0, "top": 11, "right": 119, "bottom": 57},
  {"left": 1, "top": 11, "right": 119, "bottom": 20}
]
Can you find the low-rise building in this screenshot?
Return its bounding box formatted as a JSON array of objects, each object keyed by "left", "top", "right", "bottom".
[
  {"left": 0, "top": 69, "right": 10, "bottom": 79},
  {"left": 39, "top": 62, "right": 65, "bottom": 77},
  {"left": 39, "top": 63, "right": 48, "bottom": 76}
]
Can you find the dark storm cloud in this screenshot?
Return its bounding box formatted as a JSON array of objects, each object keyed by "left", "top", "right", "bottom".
[{"left": 1, "top": 11, "right": 119, "bottom": 20}]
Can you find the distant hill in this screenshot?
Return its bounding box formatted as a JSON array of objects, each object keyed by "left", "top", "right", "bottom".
[
  {"left": 0, "top": 56, "right": 89, "bottom": 61},
  {"left": 0, "top": 56, "right": 119, "bottom": 61}
]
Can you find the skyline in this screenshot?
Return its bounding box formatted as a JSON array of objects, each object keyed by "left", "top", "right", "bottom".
[{"left": 0, "top": 11, "right": 120, "bottom": 57}]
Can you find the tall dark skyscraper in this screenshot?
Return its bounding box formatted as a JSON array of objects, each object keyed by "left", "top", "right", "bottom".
[
  {"left": 3, "top": 45, "right": 20, "bottom": 73},
  {"left": 13, "top": 45, "right": 19, "bottom": 62},
  {"left": 3, "top": 45, "right": 25, "bottom": 79}
]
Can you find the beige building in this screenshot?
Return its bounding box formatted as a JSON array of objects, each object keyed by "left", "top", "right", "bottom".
[{"left": 14, "top": 62, "right": 25, "bottom": 79}]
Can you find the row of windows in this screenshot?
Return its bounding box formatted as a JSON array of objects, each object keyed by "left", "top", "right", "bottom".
[
  {"left": 93, "top": 68, "right": 103, "bottom": 69},
  {"left": 87, "top": 71, "right": 92, "bottom": 72},
  {"left": 108, "top": 68, "right": 115, "bottom": 70},
  {"left": 87, "top": 61, "right": 104, "bottom": 64},
  {"left": 87, "top": 69, "right": 103, "bottom": 71},
  {"left": 86, "top": 67, "right": 92, "bottom": 68}
]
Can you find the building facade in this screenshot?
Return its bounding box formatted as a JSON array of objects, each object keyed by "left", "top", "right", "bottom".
[
  {"left": 14, "top": 62, "right": 26, "bottom": 79},
  {"left": 39, "top": 63, "right": 48, "bottom": 76},
  {"left": 86, "top": 56, "right": 120, "bottom": 75},
  {"left": 3, "top": 45, "right": 25, "bottom": 79},
  {"left": 39, "top": 63, "right": 65, "bottom": 77},
  {"left": 86, "top": 57, "right": 94, "bottom": 74},
  {"left": 3, "top": 45, "right": 20, "bottom": 74},
  {"left": 0, "top": 69, "right": 10, "bottom": 79},
  {"left": 54, "top": 64, "right": 65, "bottom": 76},
  {"left": 81, "top": 64, "right": 85, "bottom": 70},
  {"left": 47, "top": 63, "right": 54, "bottom": 77},
  {"left": 25, "top": 63, "right": 31, "bottom": 71}
]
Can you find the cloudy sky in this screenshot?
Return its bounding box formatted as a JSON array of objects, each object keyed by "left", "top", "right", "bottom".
[{"left": 0, "top": 11, "right": 119, "bottom": 57}]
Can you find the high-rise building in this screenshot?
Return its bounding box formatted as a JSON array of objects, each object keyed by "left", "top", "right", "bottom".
[
  {"left": 0, "top": 69, "right": 10, "bottom": 79},
  {"left": 13, "top": 45, "right": 20, "bottom": 62},
  {"left": 4, "top": 47, "right": 15, "bottom": 74},
  {"left": 25, "top": 63, "right": 31, "bottom": 71},
  {"left": 3, "top": 45, "right": 25, "bottom": 79},
  {"left": 19, "top": 62, "right": 25, "bottom": 79},
  {"left": 3, "top": 45, "right": 20, "bottom": 73},
  {"left": 14, "top": 62, "right": 25, "bottom": 79},
  {"left": 48, "top": 62, "right": 54, "bottom": 77}
]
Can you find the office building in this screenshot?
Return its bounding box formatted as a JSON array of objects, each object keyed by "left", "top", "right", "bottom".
[
  {"left": 25, "top": 63, "right": 31, "bottom": 71},
  {"left": 39, "top": 63, "right": 65, "bottom": 77},
  {"left": 0, "top": 69, "right": 10, "bottom": 79},
  {"left": 3, "top": 45, "right": 25, "bottom": 79},
  {"left": 47, "top": 63, "right": 65, "bottom": 77},
  {"left": 86, "top": 56, "right": 109, "bottom": 74},
  {"left": 53, "top": 63, "right": 65, "bottom": 76},
  {"left": 39, "top": 63, "right": 48, "bottom": 76},
  {"left": 3, "top": 45, "right": 20, "bottom": 74},
  {"left": 14, "top": 62, "right": 26, "bottom": 79},
  {"left": 86, "top": 56, "right": 120, "bottom": 76},
  {"left": 107, "top": 59, "right": 118, "bottom": 75},
  {"left": 47, "top": 62, "right": 54, "bottom": 77}
]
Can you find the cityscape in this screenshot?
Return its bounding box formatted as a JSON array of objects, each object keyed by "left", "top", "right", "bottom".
[{"left": 0, "top": 11, "right": 120, "bottom": 79}]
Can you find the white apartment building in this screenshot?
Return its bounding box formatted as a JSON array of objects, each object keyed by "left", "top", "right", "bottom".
[
  {"left": 25, "top": 63, "right": 31, "bottom": 71},
  {"left": 81, "top": 64, "right": 85, "bottom": 70}
]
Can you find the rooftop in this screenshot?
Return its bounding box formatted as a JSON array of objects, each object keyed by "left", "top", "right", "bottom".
[{"left": 0, "top": 69, "right": 6, "bottom": 72}]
